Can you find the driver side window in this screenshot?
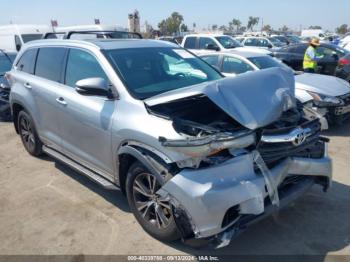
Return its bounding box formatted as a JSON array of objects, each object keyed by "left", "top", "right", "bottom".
[
  {"left": 199, "top": 37, "right": 219, "bottom": 50},
  {"left": 317, "top": 47, "right": 335, "bottom": 56},
  {"left": 65, "top": 49, "right": 108, "bottom": 87}
]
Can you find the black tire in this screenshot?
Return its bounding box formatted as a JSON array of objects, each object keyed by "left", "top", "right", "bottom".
[
  {"left": 18, "top": 110, "right": 43, "bottom": 156},
  {"left": 126, "top": 161, "right": 180, "bottom": 242}
]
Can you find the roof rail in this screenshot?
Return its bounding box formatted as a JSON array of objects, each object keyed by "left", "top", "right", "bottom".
[
  {"left": 42, "top": 32, "right": 66, "bottom": 39},
  {"left": 43, "top": 30, "right": 142, "bottom": 40},
  {"left": 66, "top": 30, "right": 142, "bottom": 39}
]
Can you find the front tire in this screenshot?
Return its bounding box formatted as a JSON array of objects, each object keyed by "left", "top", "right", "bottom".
[
  {"left": 18, "top": 110, "right": 43, "bottom": 156},
  {"left": 126, "top": 161, "right": 180, "bottom": 242}
]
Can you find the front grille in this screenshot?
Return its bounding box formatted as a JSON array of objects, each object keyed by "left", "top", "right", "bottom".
[
  {"left": 0, "top": 90, "right": 9, "bottom": 102},
  {"left": 257, "top": 119, "right": 324, "bottom": 168},
  {"left": 339, "top": 93, "right": 350, "bottom": 106}
]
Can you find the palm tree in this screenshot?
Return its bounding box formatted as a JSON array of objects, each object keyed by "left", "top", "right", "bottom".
[
  {"left": 231, "top": 19, "right": 241, "bottom": 33},
  {"left": 247, "top": 16, "right": 260, "bottom": 31}
]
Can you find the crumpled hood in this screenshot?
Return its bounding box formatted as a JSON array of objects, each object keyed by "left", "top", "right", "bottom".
[
  {"left": 295, "top": 73, "right": 350, "bottom": 97},
  {"left": 145, "top": 67, "right": 295, "bottom": 130}
]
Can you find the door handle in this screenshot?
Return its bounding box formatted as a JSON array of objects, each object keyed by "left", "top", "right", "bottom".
[
  {"left": 56, "top": 97, "right": 67, "bottom": 106},
  {"left": 24, "top": 83, "right": 32, "bottom": 89}
]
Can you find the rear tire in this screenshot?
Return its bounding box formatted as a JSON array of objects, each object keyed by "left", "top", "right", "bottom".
[
  {"left": 126, "top": 161, "right": 180, "bottom": 242},
  {"left": 18, "top": 110, "right": 43, "bottom": 156}
]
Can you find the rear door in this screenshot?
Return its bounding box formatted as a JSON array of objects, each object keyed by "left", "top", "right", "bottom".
[
  {"left": 32, "top": 47, "right": 67, "bottom": 150},
  {"left": 58, "top": 48, "right": 115, "bottom": 179},
  {"left": 287, "top": 45, "right": 307, "bottom": 71},
  {"left": 317, "top": 46, "right": 339, "bottom": 75}
]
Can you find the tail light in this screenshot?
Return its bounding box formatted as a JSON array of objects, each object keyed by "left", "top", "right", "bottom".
[{"left": 338, "top": 58, "right": 350, "bottom": 66}]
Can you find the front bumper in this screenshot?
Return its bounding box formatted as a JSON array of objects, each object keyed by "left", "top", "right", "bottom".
[{"left": 158, "top": 145, "right": 332, "bottom": 245}]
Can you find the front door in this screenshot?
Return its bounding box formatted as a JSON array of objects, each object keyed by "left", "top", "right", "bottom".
[{"left": 57, "top": 48, "right": 115, "bottom": 179}]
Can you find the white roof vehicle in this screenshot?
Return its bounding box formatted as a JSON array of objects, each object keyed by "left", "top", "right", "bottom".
[
  {"left": 339, "top": 35, "right": 350, "bottom": 49},
  {"left": 301, "top": 29, "right": 326, "bottom": 40},
  {"left": 181, "top": 34, "right": 272, "bottom": 56},
  {"left": 0, "top": 24, "right": 51, "bottom": 52},
  {"left": 240, "top": 36, "right": 286, "bottom": 49}
]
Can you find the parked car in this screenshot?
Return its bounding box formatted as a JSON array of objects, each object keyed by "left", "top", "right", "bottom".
[
  {"left": 8, "top": 38, "right": 332, "bottom": 248},
  {"left": 272, "top": 43, "right": 350, "bottom": 81},
  {"left": 0, "top": 50, "right": 16, "bottom": 120},
  {"left": 301, "top": 29, "right": 326, "bottom": 40},
  {"left": 0, "top": 24, "right": 51, "bottom": 52},
  {"left": 181, "top": 34, "right": 272, "bottom": 55},
  {"left": 240, "top": 36, "right": 286, "bottom": 49},
  {"left": 200, "top": 51, "right": 350, "bottom": 127}
]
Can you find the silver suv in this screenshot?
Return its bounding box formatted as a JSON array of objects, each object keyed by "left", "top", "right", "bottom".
[{"left": 8, "top": 38, "right": 332, "bottom": 248}]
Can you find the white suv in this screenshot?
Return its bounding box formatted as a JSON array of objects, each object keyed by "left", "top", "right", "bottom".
[{"left": 181, "top": 34, "right": 272, "bottom": 56}]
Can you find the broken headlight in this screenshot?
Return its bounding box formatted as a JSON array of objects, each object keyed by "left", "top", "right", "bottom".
[{"left": 307, "top": 91, "right": 344, "bottom": 107}]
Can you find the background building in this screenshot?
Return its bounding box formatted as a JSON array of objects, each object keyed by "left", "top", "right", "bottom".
[{"left": 128, "top": 10, "right": 140, "bottom": 33}]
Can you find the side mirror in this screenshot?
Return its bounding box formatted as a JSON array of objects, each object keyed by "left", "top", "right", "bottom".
[
  {"left": 267, "top": 44, "right": 273, "bottom": 49},
  {"left": 16, "top": 44, "right": 21, "bottom": 52},
  {"left": 75, "top": 78, "right": 112, "bottom": 98},
  {"left": 206, "top": 44, "right": 220, "bottom": 51}
]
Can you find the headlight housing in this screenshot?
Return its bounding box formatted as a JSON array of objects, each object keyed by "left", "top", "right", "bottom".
[{"left": 307, "top": 91, "right": 344, "bottom": 107}]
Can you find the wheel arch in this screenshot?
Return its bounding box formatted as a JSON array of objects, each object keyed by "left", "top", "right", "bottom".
[
  {"left": 11, "top": 101, "right": 26, "bottom": 134},
  {"left": 117, "top": 143, "right": 176, "bottom": 195}
]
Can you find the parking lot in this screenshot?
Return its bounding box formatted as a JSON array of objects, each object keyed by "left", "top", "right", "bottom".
[{"left": 0, "top": 120, "right": 349, "bottom": 256}]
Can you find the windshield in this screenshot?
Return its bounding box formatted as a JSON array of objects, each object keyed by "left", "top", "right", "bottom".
[
  {"left": 105, "top": 47, "right": 222, "bottom": 99},
  {"left": 248, "top": 56, "right": 291, "bottom": 71},
  {"left": 0, "top": 54, "right": 13, "bottom": 75},
  {"left": 21, "top": 34, "right": 43, "bottom": 43},
  {"left": 215, "top": 36, "right": 242, "bottom": 49}
]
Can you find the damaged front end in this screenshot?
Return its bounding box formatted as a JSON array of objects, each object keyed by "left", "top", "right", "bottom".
[{"left": 143, "top": 68, "right": 332, "bottom": 248}]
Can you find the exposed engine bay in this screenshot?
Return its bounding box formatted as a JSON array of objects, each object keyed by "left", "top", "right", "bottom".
[{"left": 147, "top": 93, "right": 325, "bottom": 170}]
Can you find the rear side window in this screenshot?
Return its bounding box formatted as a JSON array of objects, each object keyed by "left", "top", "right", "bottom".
[
  {"left": 184, "top": 37, "right": 196, "bottom": 49},
  {"left": 16, "top": 48, "right": 38, "bottom": 74},
  {"left": 35, "top": 47, "right": 66, "bottom": 82},
  {"left": 222, "top": 56, "right": 254, "bottom": 74},
  {"left": 65, "top": 49, "right": 108, "bottom": 87}
]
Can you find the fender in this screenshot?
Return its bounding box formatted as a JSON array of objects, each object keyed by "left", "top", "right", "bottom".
[{"left": 117, "top": 144, "right": 173, "bottom": 184}]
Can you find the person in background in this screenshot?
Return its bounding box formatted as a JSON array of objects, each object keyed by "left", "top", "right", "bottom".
[{"left": 303, "top": 38, "right": 324, "bottom": 73}]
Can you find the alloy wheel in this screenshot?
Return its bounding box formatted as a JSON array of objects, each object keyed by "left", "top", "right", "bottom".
[
  {"left": 132, "top": 172, "right": 172, "bottom": 229},
  {"left": 19, "top": 116, "right": 35, "bottom": 152}
]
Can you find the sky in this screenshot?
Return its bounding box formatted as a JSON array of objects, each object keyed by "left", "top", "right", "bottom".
[{"left": 0, "top": 0, "right": 349, "bottom": 32}]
